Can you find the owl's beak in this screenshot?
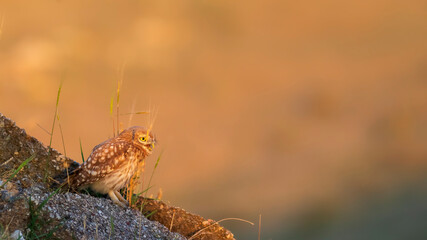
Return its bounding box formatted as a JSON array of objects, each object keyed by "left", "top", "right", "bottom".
[
  {"left": 145, "top": 137, "right": 157, "bottom": 151},
  {"left": 147, "top": 140, "right": 156, "bottom": 151}
]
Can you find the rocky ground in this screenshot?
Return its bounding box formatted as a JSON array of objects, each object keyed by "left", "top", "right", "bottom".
[{"left": 0, "top": 113, "right": 234, "bottom": 240}]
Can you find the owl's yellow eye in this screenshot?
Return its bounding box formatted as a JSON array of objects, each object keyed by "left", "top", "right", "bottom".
[{"left": 139, "top": 136, "right": 147, "bottom": 142}]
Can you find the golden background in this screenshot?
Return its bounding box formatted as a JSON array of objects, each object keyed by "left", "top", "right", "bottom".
[{"left": 1, "top": 1, "right": 426, "bottom": 238}]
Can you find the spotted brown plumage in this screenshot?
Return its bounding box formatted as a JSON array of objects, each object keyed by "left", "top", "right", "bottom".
[{"left": 69, "top": 126, "right": 156, "bottom": 207}]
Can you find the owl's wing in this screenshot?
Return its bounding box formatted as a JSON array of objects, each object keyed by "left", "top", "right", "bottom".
[{"left": 71, "top": 140, "right": 132, "bottom": 188}]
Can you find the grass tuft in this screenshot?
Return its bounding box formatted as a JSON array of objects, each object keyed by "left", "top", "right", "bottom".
[
  {"left": 108, "top": 79, "right": 158, "bottom": 211},
  {"left": 125, "top": 160, "right": 145, "bottom": 206},
  {"left": 134, "top": 153, "right": 162, "bottom": 217},
  {"left": 26, "top": 188, "right": 62, "bottom": 239}
]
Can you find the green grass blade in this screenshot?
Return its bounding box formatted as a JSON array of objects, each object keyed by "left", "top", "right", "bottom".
[
  {"left": 27, "top": 187, "right": 62, "bottom": 239},
  {"left": 1, "top": 154, "right": 35, "bottom": 188},
  {"left": 153, "top": 153, "right": 161, "bottom": 169},
  {"left": 109, "top": 216, "right": 115, "bottom": 240},
  {"left": 131, "top": 185, "right": 154, "bottom": 206},
  {"left": 57, "top": 114, "right": 67, "bottom": 157},
  {"left": 49, "top": 81, "right": 63, "bottom": 148},
  {"left": 45, "top": 81, "right": 63, "bottom": 181},
  {"left": 37, "top": 187, "right": 61, "bottom": 211},
  {"left": 79, "top": 137, "right": 85, "bottom": 163},
  {"left": 140, "top": 185, "right": 154, "bottom": 195},
  {"left": 144, "top": 210, "right": 157, "bottom": 218}
]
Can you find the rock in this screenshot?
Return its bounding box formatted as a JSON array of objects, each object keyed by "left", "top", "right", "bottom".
[{"left": 0, "top": 180, "right": 21, "bottom": 203}]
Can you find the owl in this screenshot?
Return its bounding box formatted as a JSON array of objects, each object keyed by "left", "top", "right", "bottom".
[{"left": 69, "top": 126, "right": 156, "bottom": 207}]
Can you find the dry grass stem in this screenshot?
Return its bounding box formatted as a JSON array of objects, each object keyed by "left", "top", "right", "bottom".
[
  {"left": 57, "top": 115, "right": 67, "bottom": 157},
  {"left": 116, "top": 62, "right": 126, "bottom": 136},
  {"left": 48, "top": 177, "right": 59, "bottom": 184},
  {"left": 188, "top": 218, "right": 254, "bottom": 240},
  {"left": 146, "top": 104, "right": 158, "bottom": 137},
  {"left": 0, "top": 216, "right": 14, "bottom": 239},
  {"left": 110, "top": 94, "right": 115, "bottom": 137},
  {"left": 126, "top": 160, "right": 145, "bottom": 205},
  {"left": 1, "top": 157, "right": 13, "bottom": 167},
  {"left": 169, "top": 210, "right": 176, "bottom": 231},
  {"left": 127, "top": 98, "right": 137, "bottom": 127},
  {"left": 156, "top": 188, "right": 163, "bottom": 200},
  {"left": 66, "top": 167, "right": 70, "bottom": 186},
  {"left": 36, "top": 123, "right": 51, "bottom": 135},
  {"left": 48, "top": 81, "right": 63, "bottom": 149}
]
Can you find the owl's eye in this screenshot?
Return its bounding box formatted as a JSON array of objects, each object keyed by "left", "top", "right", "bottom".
[{"left": 139, "top": 136, "right": 147, "bottom": 142}]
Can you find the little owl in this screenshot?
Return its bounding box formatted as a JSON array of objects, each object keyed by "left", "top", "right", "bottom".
[{"left": 68, "top": 126, "right": 156, "bottom": 207}]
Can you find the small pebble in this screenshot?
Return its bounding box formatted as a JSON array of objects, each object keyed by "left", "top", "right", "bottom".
[{"left": 10, "top": 230, "right": 24, "bottom": 240}]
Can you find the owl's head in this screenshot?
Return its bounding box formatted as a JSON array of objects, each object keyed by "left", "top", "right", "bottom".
[{"left": 119, "top": 126, "right": 156, "bottom": 154}]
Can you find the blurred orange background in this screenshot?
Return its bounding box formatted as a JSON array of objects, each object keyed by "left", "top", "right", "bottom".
[{"left": 1, "top": 1, "right": 426, "bottom": 239}]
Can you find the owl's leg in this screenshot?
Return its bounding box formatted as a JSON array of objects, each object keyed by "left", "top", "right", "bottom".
[
  {"left": 108, "top": 190, "right": 127, "bottom": 207},
  {"left": 113, "top": 190, "right": 128, "bottom": 204}
]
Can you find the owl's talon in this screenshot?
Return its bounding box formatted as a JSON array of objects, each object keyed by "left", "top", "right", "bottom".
[
  {"left": 108, "top": 190, "right": 128, "bottom": 207},
  {"left": 114, "top": 190, "right": 128, "bottom": 204}
]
